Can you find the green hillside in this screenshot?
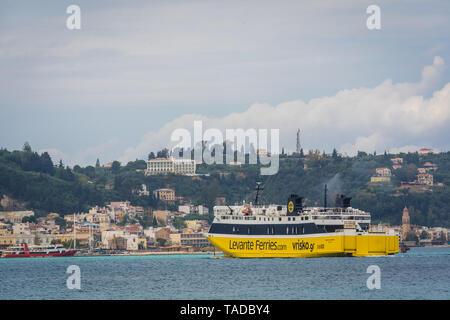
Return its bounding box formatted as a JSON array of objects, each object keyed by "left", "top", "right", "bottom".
[{"left": 1, "top": 146, "right": 449, "bottom": 227}]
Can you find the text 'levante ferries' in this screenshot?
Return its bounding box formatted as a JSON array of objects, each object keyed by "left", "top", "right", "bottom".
[{"left": 206, "top": 185, "right": 399, "bottom": 258}]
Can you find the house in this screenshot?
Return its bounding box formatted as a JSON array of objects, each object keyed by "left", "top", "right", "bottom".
[
  {"left": 417, "top": 173, "right": 433, "bottom": 186},
  {"left": 153, "top": 188, "right": 176, "bottom": 202},
  {"left": 391, "top": 158, "right": 403, "bottom": 164},
  {"left": 375, "top": 168, "right": 391, "bottom": 177},
  {"left": 419, "top": 148, "right": 434, "bottom": 155},
  {"left": 153, "top": 210, "right": 171, "bottom": 225},
  {"left": 155, "top": 227, "right": 171, "bottom": 241},
  {"left": 423, "top": 162, "right": 438, "bottom": 171},
  {"left": 370, "top": 176, "right": 391, "bottom": 183}
]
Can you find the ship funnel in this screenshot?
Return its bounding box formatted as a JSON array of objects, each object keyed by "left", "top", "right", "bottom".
[
  {"left": 287, "top": 194, "right": 303, "bottom": 216},
  {"left": 335, "top": 194, "right": 352, "bottom": 208}
]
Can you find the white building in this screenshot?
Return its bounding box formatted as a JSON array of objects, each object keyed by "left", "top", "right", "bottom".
[
  {"left": 12, "top": 223, "right": 31, "bottom": 235},
  {"left": 0, "top": 211, "right": 34, "bottom": 223},
  {"left": 178, "top": 205, "right": 209, "bottom": 215},
  {"left": 145, "top": 158, "right": 196, "bottom": 176},
  {"left": 375, "top": 168, "right": 392, "bottom": 177}
]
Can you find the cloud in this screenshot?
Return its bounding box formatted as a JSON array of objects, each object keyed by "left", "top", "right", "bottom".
[
  {"left": 120, "top": 57, "right": 450, "bottom": 161},
  {"left": 40, "top": 138, "right": 121, "bottom": 167}
]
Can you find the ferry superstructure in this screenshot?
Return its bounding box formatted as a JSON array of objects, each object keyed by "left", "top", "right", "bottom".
[
  {"left": 1, "top": 243, "right": 77, "bottom": 258},
  {"left": 206, "top": 188, "right": 399, "bottom": 258}
]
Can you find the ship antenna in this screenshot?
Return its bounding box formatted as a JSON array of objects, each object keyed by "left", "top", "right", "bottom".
[
  {"left": 324, "top": 184, "right": 327, "bottom": 208},
  {"left": 254, "top": 182, "right": 264, "bottom": 205}
]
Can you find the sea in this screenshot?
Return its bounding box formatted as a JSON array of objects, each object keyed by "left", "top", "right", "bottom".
[{"left": 0, "top": 247, "right": 448, "bottom": 300}]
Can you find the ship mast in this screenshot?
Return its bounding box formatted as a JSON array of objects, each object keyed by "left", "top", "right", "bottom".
[
  {"left": 73, "top": 213, "right": 76, "bottom": 250},
  {"left": 254, "top": 182, "right": 264, "bottom": 205}
]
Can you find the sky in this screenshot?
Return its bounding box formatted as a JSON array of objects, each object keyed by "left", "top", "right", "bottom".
[{"left": 1, "top": 0, "right": 449, "bottom": 166}]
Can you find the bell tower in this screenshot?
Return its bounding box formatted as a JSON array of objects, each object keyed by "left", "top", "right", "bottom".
[{"left": 401, "top": 206, "right": 411, "bottom": 240}]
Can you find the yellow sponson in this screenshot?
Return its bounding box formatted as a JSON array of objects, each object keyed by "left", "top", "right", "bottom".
[{"left": 207, "top": 234, "right": 399, "bottom": 258}]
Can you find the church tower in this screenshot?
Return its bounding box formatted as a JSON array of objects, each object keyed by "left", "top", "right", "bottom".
[{"left": 401, "top": 206, "right": 411, "bottom": 240}]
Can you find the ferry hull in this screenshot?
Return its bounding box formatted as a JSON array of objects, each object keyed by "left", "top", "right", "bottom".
[
  {"left": 206, "top": 233, "right": 399, "bottom": 258},
  {"left": 2, "top": 250, "right": 77, "bottom": 258}
]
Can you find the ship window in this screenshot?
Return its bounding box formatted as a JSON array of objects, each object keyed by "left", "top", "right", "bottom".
[
  {"left": 302, "top": 227, "right": 305, "bottom": 234},
  {"left": 293, "top": 218, "right": 296, "bottom": 221},
  {"left": 286, "top": 227, "right": 289, "bottom": 234},
  {"left": 288, "top": 217, "right": 291, "bottom": 221},
  {"left": 248, "top": 227, "right": 251, "bottom": 235},
  {"left": 279, "top": 218, "right": 282, "bottom": 221},
  {"left": 267, "top": 227, "right": 270, "bottom": 235},
  {"left": 272, "top": 227, "right": 275, "bottom": 234}
]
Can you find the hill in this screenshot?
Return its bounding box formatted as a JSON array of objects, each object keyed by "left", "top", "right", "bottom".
[{"left": 0, "top": 146, "right": 449, "bottom": 227}]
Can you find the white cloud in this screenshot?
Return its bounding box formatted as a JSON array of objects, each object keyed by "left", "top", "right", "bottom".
[
  {"left": 40, "top": 138, "right": 121, "bottom": 167},
  {"left": 120, "top": 57, "right": 450, "bottom": 161}
]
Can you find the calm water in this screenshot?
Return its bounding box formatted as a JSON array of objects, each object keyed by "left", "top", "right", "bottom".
[{"left": 0, "top": 247, "right": 449, "bottom": 300}]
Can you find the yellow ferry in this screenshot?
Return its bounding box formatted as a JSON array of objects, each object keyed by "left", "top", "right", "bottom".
[{"left": 206, "top": 186, "right": 399, "bottom": 258}]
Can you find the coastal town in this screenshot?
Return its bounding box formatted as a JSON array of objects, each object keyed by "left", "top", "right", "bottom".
[
  {"left": 1, "top": 146, "right": 449, "bottom": 256},
  {"left": 0, "top": 195, "right": 218, "bottom": 255}
]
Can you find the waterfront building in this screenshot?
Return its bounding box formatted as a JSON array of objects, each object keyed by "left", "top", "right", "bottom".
[
  {"left": 181, "top": 231, "right": 209, "bottom": 247},
  {"left": 155, "top": 227, "right": 171, "bottom": 241},
  {"left": 169, "top": 232, "right": 181, "bottom": 245},
  {"left": 101, "top": 230, "right": 138, "bottom": 250},
  {"left": 0, "top": 233, "right": 73, "bottom": 248}
]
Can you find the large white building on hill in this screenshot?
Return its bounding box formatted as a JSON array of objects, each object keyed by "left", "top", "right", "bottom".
[{"left": 145, "top": 158, "right": 196, "bottom": 176}]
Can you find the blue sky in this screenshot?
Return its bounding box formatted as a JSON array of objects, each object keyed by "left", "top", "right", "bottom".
[{"left": 1, "top": 0, "right": 449, "bottom": 165}]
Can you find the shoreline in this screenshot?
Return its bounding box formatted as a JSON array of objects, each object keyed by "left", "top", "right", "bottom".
[{"left": 75, "top": 250, "right": 223, "bottom": 257}]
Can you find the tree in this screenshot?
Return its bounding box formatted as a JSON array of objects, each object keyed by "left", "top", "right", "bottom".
[
  {"left": 157, "top": 148, "right": 169, "bottom": 158},
  {"left": 148, "top": 152, "right": 156, "bottom": 160},
  {"left": 40, "top": 152, "right": 54, "bottom": 175},
  {"left": 157, "top": 238, "right": 167, "bottom": 247},
  {"left": 23, "top": 142, "right": 32, "bottom": 152},
  {"left": 173, "top": 217, "right": 187, "bottom": 230},
  {"left": 332, "top": 148, "right": 338, "bottom": 160},
  {"left": 111, "top": 161, "right": 121, "bottom": 173},
  {"left": 95, "top": 158, "right": 100, "bottom": 168},
  {"left": 420, "top": 230, "right": 428, "bottom": 240}
]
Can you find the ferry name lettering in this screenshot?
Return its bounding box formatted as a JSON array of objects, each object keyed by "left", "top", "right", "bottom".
[
  {"left": 228, "top": 240, "right": 284, "bottom": 250},
  {"left": 229, "top": 240, "right": 254, "bottom": 250},
  {"left": 292, "top": 240, "right": 315, "bottom": 252}
]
